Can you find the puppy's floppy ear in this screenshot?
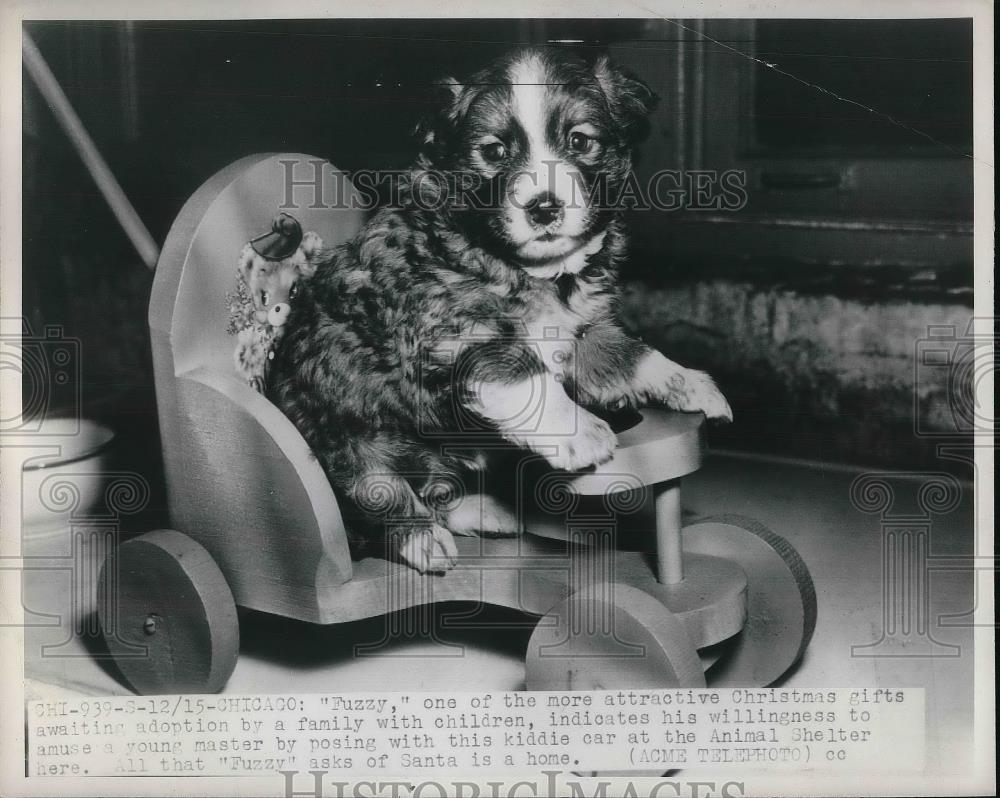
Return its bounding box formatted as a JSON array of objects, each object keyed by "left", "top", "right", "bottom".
[
  {"left": 413, "top": 76, "right": 471, "bottom": 162},
  {"left": 593, "top": 55, "right": 659, "bottom": 143}
]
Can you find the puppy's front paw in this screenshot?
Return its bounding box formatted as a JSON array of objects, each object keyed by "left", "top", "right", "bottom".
[
  {"left": 538, "top": 412, "right": 618, "bottom": 471},
  {"left": 395, "top": 523, "right": 458, "bottom": 573},
  {"left": 662, "top": 369, "right": 733, "bottom": 422},
  {"left": 631, "top": 351, "right": 733, "bottom": 422}
]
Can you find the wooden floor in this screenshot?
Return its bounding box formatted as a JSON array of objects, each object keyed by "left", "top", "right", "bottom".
[{"left": 23, "top": 451, "right": 976, "bottom": 776}]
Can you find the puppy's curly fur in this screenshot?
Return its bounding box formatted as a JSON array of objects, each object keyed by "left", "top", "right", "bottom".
[{"left": 269, "top": 48, "right": 731, "bottom": 573}]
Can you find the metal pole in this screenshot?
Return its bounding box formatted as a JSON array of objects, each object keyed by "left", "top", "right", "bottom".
[{"left": 22, "top": 30, "right": 159, "bottom": 270}]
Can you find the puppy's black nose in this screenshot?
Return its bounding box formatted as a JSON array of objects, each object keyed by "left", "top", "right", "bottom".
[{"left": 525, "top": 193, "right": 564, "bottom": 227}]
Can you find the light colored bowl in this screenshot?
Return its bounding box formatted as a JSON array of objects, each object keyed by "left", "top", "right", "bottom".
[{"left": 5, "top": 418, "right": 115, "bottom": 554}]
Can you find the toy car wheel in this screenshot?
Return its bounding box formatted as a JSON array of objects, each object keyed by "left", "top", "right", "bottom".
[
  {"left": 682, "top": 515, "right": 817, "bottom": 686},
  {"left": 97, "top": 529, "right": 239, "bottom": 694},
  {"left": 525, "top": 582, "right": 705, "bottom": 690}
]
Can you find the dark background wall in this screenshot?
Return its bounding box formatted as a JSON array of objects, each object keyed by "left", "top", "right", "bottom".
[{"left": 22, "top": 18, "right": 975, "bottom": 473}]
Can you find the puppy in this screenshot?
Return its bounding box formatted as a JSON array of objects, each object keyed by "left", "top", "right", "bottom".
[{"left": 269, "top": 47, "right": 731, "bottom": 573}]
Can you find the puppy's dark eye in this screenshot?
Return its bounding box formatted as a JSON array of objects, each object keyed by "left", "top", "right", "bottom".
[
  {"left": 260, "top": 291, "right": 269, "bottom": 307},
  {"left": 481, "top": 141, "right": 507, "bottom": 163},
  {"left": 289, "top": 283, "right": 299, "bottom": 300},
  {"left": 568, "top": 131, "right": 595, "bottom": 154}
]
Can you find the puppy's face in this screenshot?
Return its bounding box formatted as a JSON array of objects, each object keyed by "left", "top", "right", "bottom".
[{"left": 419, "top": 49, "right": 657, "bottom": 270}]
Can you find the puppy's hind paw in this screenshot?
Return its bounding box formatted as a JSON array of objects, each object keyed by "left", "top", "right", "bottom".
[
  {"left": 443, "top": 494, "right": 521, "bottom": 538},
  {"left": 395, "top": 523, "right": 459, "bottom": 574}
]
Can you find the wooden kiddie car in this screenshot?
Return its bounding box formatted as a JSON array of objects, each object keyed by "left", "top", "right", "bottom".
[{"left": 97, "top": 154, "right": 816, "bottom": 696}]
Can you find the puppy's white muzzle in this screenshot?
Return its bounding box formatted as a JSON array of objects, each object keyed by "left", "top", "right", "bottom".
[{"left": 506, "top": 162, "right": 588, "bottom": 261}]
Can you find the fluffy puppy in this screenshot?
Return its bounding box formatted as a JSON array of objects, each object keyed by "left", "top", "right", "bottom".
[{"left": 269, "top": 47, "right": 731, "bottom": 573}]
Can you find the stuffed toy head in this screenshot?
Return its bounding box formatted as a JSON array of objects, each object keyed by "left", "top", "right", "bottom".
[{"left": 227, "top": 213, "right": 323, "bottom": 392}]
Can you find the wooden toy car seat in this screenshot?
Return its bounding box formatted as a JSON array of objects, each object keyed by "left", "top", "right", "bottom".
[{"left": 97, "top": 154, "right": 816, "bottom": 696}]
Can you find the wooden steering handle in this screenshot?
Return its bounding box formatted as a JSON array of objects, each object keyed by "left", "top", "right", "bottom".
[
  {"left": 566, "top": 408, "right": 704, "bottom": 496},
  {"left": 572, "top": 409, "right": 703, "bottom": 585},
  {"left": 524, "top": 409, "right": 704, "bottom": 585}
]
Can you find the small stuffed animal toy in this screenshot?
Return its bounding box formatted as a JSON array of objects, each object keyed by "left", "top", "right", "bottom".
[{"left": 227, "top": 213, "right": 323, "bottom": 392}]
